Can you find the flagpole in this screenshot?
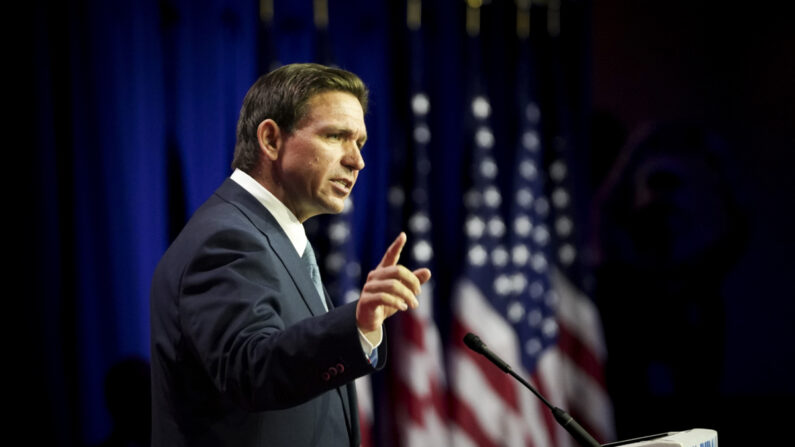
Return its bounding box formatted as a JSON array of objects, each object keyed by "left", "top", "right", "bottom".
[
  {"left": 313, "top": 0, "right": 328, "bottom": 31},
  {"left": 516, "top": 0, "right": 531, "bottom": 40},
  {"left": 407, "top": 0, "right": 421, "bottom": 30},
  {"left": 257, "top": 0, "right": 278, "bottom": 74},
  {"left": 259, "top": 0, "right": 273, "bottom": 26},
  {"left": 465, "top": 0, "right": 484, "bottom": 37},
  {"left": 547, "top": 0, "right": 561, "bottom": 37}
]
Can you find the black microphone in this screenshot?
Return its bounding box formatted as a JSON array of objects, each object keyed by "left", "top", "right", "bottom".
[
  {"left": 463, "top": 332, "right": 601, "bottom": 447},
  {"left": 463, "top": 332, "right": 512, "bottom": 373}
]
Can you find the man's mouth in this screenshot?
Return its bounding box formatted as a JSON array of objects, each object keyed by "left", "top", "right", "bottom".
[
  {"left": 332, "top": 178, "right": 353, "bottom": 189},
  {"left": 331, "top": 178, "right": 353, "bottom": 191}
]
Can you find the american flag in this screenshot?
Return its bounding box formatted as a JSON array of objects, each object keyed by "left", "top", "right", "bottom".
[
  {"left": 389, "top": 7, "right": 451, "bottom": 444},
  {"left": 542, "top": 1, "right": 615, "bottom": 439},
  {"left": 320, "top": 195, "right": 376, "bottom": 447},
  {"left": 448, "top": 20, "right": 613, "bottom": 447},
  {"left": 311, "top": 0, "right": 376, "bottom": 443}
]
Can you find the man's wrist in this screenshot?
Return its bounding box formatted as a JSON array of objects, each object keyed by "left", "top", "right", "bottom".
[{"left": 357, "top": 326, "right": 383, "bottom": 357}]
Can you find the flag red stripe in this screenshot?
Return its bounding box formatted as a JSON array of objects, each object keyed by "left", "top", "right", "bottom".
[
  {"left": 359, "top": 412, "right": 373, "bottom": 447},
  {"left": 399, "top": 312, "right": 426, "bottom": 350},
  {"left": 392, "top": 374, "right": 447, "bottom": 428},
  {"left": 533, "top": 372, "right": 561, "bottom": 446},
  {"left": 557, "top": 322, "right": 606, "bottom": 387},
  {"left": 450, "top": 392, "right": 500, "bottom": 447},
  {"left": 393, "top": 376, "right": 427, "bottom": 427},
  {"left": 427, "top": 373, "right": 448, "bottom": 423}
]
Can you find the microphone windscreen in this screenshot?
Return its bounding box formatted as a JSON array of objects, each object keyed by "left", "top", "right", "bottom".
[{"left": 463, "top": 333, "right": 484, "bottom": 353}]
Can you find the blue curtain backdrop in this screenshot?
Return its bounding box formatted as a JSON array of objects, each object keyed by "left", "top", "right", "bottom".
[{"left": 23, "top": 0, "right": 794, "bottom": 446}]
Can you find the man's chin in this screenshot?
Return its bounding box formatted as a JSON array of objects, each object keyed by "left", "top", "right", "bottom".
[
  {"left": 317, "top": 197, "right": 347, "bottom": 216},
  {"left": 330, "top": 199, "right": 347, "bottom": 214}
]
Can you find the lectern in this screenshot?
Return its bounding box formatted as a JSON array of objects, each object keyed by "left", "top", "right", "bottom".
[{"left": 604, "top": 429, "right": 718, "bottom": 447}]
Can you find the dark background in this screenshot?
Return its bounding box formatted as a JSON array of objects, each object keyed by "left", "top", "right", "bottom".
[
  {"left": 16, "top": 0, "right": 794, "bottom": 446},
  {"left": 591, "top": 1, "right": 795, "bottom": 443}
]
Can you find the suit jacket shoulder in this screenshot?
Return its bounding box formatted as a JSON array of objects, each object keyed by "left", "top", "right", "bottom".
[{"left": 150, "top": 178, "right": 383, "bottom": 447}]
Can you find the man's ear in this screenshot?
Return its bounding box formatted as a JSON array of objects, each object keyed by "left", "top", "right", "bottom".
[{"left": 257, "top": 119, "right": 282, "bottom": 161}]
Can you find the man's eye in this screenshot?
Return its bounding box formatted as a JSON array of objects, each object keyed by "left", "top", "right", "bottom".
[{"left": 328, "top": 133, "right": 343, "bottom": 140}]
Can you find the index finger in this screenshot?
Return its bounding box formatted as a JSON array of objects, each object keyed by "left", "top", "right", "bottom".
[{"left": 378, "top": 232, "right": 407, "bottom": 268}]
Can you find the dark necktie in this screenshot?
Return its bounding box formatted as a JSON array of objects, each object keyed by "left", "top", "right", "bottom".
[
  {"left": 304, "top": 241, "right": 378, "bottom": 366},
  {"left": 302, "top": 242, "right": 329, "bottom": 312}
]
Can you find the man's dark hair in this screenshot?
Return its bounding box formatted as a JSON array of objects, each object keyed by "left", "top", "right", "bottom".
[{"left": 232, "top": 63, "right": 369, "bottom": 173}]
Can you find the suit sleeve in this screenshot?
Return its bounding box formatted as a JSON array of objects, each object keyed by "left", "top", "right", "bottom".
[{"left": 177, "top": 222, "right": 381, "bottom": 412}]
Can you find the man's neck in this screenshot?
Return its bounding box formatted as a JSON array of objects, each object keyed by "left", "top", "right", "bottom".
[{"left": 230, "top": 169, "right": 308, "bottom": 255}]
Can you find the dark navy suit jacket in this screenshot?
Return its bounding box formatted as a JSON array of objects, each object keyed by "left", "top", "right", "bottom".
[{"left": 150, "top": 178, "right": 385, "bottom": 447}]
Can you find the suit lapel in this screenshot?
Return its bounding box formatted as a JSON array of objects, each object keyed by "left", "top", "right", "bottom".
[
  {"left": 323, "top": 287, "right": 335, "bottom": 311},
  {"left": 216, "top": 178, "right": 358, "bottom": 444},
  {"left": 214, "top": 179, "right": 327, "bottom": 317}
]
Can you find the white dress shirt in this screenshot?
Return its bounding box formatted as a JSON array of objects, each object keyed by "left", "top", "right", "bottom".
[{"left": 230, "top": 169, "right": 381, "bottom": 357}]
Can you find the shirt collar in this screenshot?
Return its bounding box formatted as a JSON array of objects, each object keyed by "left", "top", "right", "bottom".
[{"left": 230, "top": 168, "right": 307, "bottom": 256}]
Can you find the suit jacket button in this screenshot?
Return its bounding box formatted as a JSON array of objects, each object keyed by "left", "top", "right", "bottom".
[
  {"left": 336, "top": 363, "right": 345, "bottom": 374},
  {"left": 328, "top": 367, "right": 338, "bottom": 377},
  {"left": 322, "top": 372, "right": 331, "bottom": 381}
]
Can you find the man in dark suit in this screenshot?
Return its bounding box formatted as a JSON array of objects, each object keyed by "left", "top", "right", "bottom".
[{"left": 150, "top": 63, "right": 430, "bottom": 447}]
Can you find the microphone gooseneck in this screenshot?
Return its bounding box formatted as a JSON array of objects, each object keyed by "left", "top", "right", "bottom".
[{"left": 463, "top": 332, "right": 601, "bottom": 447}]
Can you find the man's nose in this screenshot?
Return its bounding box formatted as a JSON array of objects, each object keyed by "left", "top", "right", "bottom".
[{"left": 343, "top": 143, "right": 365, "bottom": 171}]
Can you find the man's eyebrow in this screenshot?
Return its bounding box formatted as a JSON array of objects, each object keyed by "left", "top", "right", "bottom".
[
  {"left": 321, "top": 124, "right": 350, "bottom": 134},
  {"left": 324, "top": 125, "right": 367, "bottom": 146}
]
